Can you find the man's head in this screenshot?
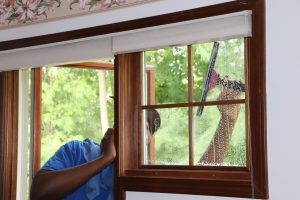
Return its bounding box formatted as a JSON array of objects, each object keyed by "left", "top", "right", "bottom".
[{"left": 146, "top": 109, "right": 161, "bottom": 135}]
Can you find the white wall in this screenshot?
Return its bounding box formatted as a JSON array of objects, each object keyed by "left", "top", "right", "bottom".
[
  {"left": 1, "top": 0, "right": 299, "bottom": 199},
  {"left": 129, "top": 2, "right": 300, "bottom": 199},
  {"left": 266, "top": 0, "right": 300, "bottom": 199}
]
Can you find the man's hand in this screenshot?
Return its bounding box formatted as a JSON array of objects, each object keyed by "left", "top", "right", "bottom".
[
  {"left": 101, "top": 128, "right": 116, "bottom": 163},
  {"left": 217, "top": 77, "right": 242, "bottom": 120}
]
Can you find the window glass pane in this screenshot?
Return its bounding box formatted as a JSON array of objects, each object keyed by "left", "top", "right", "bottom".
[
  {"left": 41, "top": 66, "right": 114, "bottom": 166},
  {"left": 193, "top": 104, "right": 246, "bottom": 167},
  {"left": 143, "top": 108, "right": 189, "bottom": 165},
  {"left": 193, "top": 38, "right": 245, "bottom": 102},
  {"left": 144, "top": 46, "right": 188, "bottom": 105}
]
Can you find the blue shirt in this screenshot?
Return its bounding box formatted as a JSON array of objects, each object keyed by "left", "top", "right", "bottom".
[{"left": 42, "top": 139, "right": 114, "bottom": 200}]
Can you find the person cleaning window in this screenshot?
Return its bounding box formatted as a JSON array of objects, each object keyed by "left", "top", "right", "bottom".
[{"left": 30, "top": 110, "right": 161, "bottom": 200}]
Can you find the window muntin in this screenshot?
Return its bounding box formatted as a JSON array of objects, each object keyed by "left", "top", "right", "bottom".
[
  {"left": 1, "top": 3, "right": 267, "bottom": 199},
  {"left": 142, "top": 38, "right": 247, "bottom": 167}
]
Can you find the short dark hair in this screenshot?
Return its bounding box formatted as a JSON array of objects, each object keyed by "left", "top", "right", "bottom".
[{"left": 147, "top": 109, "right": 161, "bottom": 134}]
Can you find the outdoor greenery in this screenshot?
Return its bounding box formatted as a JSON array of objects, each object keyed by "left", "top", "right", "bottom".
[
  {"left": 41, "top": 66, "right": 114, "bottom": 166},
  {"left": 145, "top": 38, "right": 246, "bottom": 166},
  {"left": 40, "top": 38, "right": 246, "bottom": 167}
]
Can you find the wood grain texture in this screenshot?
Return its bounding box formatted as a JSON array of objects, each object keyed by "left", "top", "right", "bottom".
[
  {"left": 247, "top": 0, "right": 269, "bottom": 198},
  {"left": 0, "top": 0, "right": 268, "bottom": 198},
  {"left": 0, "top": 73, "right": 3, "bottom": 198},
  {"left": 115, "top": 0, "right": 268, "bottom": 199},
  {"left": 58, "top": 62, "right": 115, "bottom": 70},
  {"left": 244, "top": 38, "right": 251, "bottom": 171},
  {"left": 188, "top": 45, "right": 194, "bottom": 166},
  {"left": 117, "top": 176, "right": 253, "bottom": 199},
  {"left": 116, "top": 53, "right": 142, "bottom": 172},
  {"left": 115, "top": 53, "right": 142, "bottom": 200},
  {"left": 147, "top": 70, "right": 156, "bottom": 164},
  {"left": 30, "top": 68, "right": 42, "bottom": 180},
  {"left": 114, "top": 56, "right": 125, "bottom": 200},
  {"left": 141, "top": 99, "right": 246, "bottom": 109},
  {"left": 0, "top": 71, "right": 19, "bottom": 200}
]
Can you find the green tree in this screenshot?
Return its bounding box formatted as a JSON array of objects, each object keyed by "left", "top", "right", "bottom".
[
  {"left": 145, "top": 38, "right": 246, "bottom": 166},
  {"left": 41, "top": 67, "right": 114, "bottom": 165}
]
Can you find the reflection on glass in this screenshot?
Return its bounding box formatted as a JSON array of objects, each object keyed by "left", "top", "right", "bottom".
[
  {"left": 143, "top": 108, "right": 189, "bottom": 165},
  {"left": 193, "top": 104, "right": 246, "bottom": 167},
  {"left": 144, "top": 46, "right": 188, "bottom": 105},
  {"left": 41, "top": 67, "right": 114, "bottom": 166},
  {"left": 193, "top": 38, "right": 245, "bottom": 102}
]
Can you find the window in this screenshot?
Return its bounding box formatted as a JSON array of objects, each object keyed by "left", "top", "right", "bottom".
[
  {"left": 0, "top": 71, "right": 19, "bottom": 200},
  {"left": 0, "top": 1, "right": 267, "bottom": 199},
  {"left": 28, "top": 60, "right": 159, "bottom": 191},
  {"left": 142, "top": 39, "right": 247, "bottom": 167},
  {"left": 40, "top": 64, "right": 115, "bottom": 166},
  {"left": 115, "top": 2, "right": 268, "bottom": 199},
  {"left": 30, "top": 60, "right": 116, "bottom": 179}
]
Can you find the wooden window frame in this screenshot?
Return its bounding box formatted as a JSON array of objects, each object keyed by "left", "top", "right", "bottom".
[
  {"left": 0, "top": 71, "right": 19, "bottom": 200},
  {"left": 30, "top": 62, "right": 116, "bottom": 178},
  {"left": 115, "top": 48, "right": 252, "bottom": 198},
  {"left": 0, "top": 0, "right": 267, "bottom": 199},
  {"left": 30, "top": 62, "right": 156, "bottom": 178},
  {"left": 141, "top": 43, "right": 248, "bottom": 168},
  {"left": 114, "top": 1, "right": 267, "bottom": 200}
]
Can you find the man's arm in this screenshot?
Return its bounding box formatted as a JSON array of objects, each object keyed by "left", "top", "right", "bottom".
[
  {"left": 199, "top": 86, "right": 241, "bottom": 164},
  {"left": 30, "top": 128, "right": 116, "bottom": 200}
]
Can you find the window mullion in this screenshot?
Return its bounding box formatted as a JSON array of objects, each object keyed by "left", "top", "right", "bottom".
[
  {"left": 30, "top": 68, "right": 42, "bottom": 182},
  {"left": 188, "top": 45, "right": 194, "bottom": 166}
]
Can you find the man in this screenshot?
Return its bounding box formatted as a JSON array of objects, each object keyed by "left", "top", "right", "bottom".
[
  {"left": 30, "top": 128, "right": 116, "bottom": 200},
  {"left": 30, "top": 110, "right": 161, "bottom": 200}
]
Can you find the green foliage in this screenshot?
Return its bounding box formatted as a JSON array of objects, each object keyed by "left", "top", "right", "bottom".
[
  {"left": 146, "top": 47, "right": 188, "bottom": 104},
  {"left": 40, "top": 39, "right": 246, "bottom": 167},
  {"left": 146, "top": 38, "right": 246, "bottom": 166},
  {"left": 154, "top": 108, "right": 189, "bottom": 165},
  {"left": 41, "top": 67, "right": 114, "bottom": 165}
]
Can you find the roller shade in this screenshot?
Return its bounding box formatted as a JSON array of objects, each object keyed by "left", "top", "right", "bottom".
[
  {"left": 0, "top": 10, "right": 251, "bottom": 71},
  {"left": 0, "top": 37, "right": 113, "bottom": 71},
  {"left": 112, "top": 11, "right": 252, "bottom": 53}
]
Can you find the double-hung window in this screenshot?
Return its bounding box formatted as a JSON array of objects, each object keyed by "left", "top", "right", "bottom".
[
  {"left": 142, "top": 39, "right": 247, "bottom": 167},
  {"left": 0, "top": 1, "right": 268, "bottom": 199},
  {"left": 114, "top": 5, "right": 268, "bottom": 199}
]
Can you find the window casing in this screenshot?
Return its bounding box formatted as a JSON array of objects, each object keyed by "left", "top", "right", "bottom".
[
  {"left": 0, "top": 1, "right": 267, "bottom": 199},
  {"left": 114, "top": 1, "right": 268, "bottom": 199}
]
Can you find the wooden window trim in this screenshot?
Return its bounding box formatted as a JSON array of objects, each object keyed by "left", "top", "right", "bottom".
[
  {"left": 141, "top": 100, "right": 246, "bottom": 109},
  {"left": 30, "top": 62, "right": 155, "bottom": 180},
  {"left": 116, "top": 52, "right": 253, "bottom": 199},
  {"left": 0, "top": 71, "right": 19, "bottom": 200},
  {"left": 115, "top": 1, "right": 267, "bottom": 199},
  {"left": 30, "top": 68, "right": 42, "bottom": 180},
  {"left": 0, "top": 0, "right": 267, "bottom": 199},
  {"left": 0, "top": 1, "right": 253, "bottom": 52},
  {"left": 188, "top": 45, "right": 194, "bottom": 166}
]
